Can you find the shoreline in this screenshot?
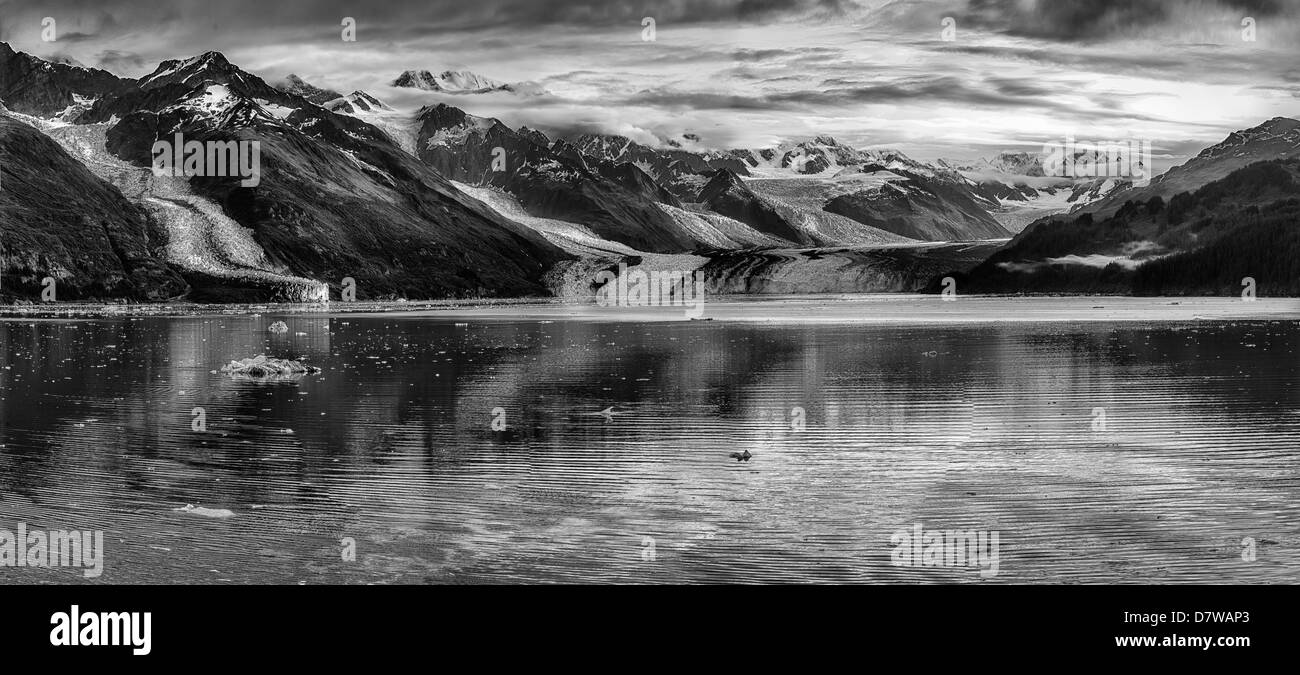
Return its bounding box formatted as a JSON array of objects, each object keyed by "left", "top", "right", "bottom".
[{"left": 1, "top": 295, "right": 1297, "bottom": 323}]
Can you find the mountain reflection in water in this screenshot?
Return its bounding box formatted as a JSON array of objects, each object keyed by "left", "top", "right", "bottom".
[{"left": 0, "top": 308, "right": 1296, "bottom": 584}]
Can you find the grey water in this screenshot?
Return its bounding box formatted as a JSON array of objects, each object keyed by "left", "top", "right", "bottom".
[{"left": 1, "top": 303, "right": 1297, "bottom": 584}]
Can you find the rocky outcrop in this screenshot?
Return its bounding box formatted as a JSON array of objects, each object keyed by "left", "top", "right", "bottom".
[{"left": 0, "top": 42, "right": 132, "bottom": 117}]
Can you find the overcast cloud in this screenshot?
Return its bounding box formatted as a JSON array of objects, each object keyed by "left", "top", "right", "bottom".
[{"left": 2, "top": 0, "right": 1297, "bottom": 168}]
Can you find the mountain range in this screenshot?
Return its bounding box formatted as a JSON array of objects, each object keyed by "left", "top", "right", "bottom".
[
  {"left": 392, "top": 69, "right": 525, "bottom": 95},
  {"left": 944, "top": 119, "right": 1300, "bottom": 297},
  {"left": 1, "top": 43, "right": 1295, "bottom": 301}
]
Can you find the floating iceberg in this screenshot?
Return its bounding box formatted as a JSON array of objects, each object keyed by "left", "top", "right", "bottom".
[{"left": 219, "top": 355, "right": 321, "bottom": 380}]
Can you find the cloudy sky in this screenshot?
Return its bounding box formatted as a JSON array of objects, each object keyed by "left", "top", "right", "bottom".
[{"left": 3, "top": 0, "right": 1298, "bottom": 169}]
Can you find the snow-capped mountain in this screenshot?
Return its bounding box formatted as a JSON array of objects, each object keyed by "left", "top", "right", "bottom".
[
  {"left": 3, "top": 44, "right": 568, "bottom": 301},
  {"left": 571, "top": 134, "right": 751, "bottom": 200},
  {"left": 414, "top": 102, "right": 703, "bottom": 253},
  {"left": 719, "top": 137, "right": 1011, "bottom": 241},
  {"left": 6, "top": 38, "right": 1293, "bottom": 302},
  {"left": 949, "top": 151, "right": 1047, "bottom": 177},
  {"left": 275, "top": 73, "right": 343, "bottom": 104},
  {"left": 392, "top": 69, "right": 515, "bottom": 94},
  {"left": 324, "top": 90, "right": 391, "bottom": 114},
  {"left": 728, "top": 136, "right": 866, "bottom": 176},
  {"left": 566, "top": 133, "right": 1008, "bottom": 242}
]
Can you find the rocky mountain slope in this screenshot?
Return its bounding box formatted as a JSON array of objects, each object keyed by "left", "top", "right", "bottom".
[
  {"left": 5, "top": 46, "right": 570, "bottom": 301},
  {"left": 941, "top": 157, "right": 1300, "bottom": 296},
  {"left": 0, "top": 114, "right": 187, "bottom": 301},
  {"left": 414, "top": 103, "right": 703, "bottom": 252},
  {"left": 571, "top": 134, "right": 752, "bottom": 201},
  {"left": 1075, "top": 117, "right": 1300, "bottom": 220},
  {"left": 0, "top": 42, "right": 132, "bottom": 117}
]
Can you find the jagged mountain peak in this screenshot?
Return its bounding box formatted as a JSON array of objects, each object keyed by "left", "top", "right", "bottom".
[
  {"left": 137, "top": 50, "right": 250, "bottom": 91},
  {"left": 699, "top": 167, "right": 746, "bottom": 192},
  {"left": 324, "top": 89, "right": 392, "bottom": 115},
  {"left": 982, "top": 151, "right": 1045, "bottom": 176},
  {"left": 0, "top": 41, "right": 133, "bottom": 117},
  {"left": 393, "top": 68, "right": 514, "bottom": 93},
  {"left": 150, "top": 50, "right": 233, "bottom": 74},
  {"left": 416, "top": 102, "right": 501, "bottom": 128},
  {"left": 276, "top": 73, "right": 343, "bottom": 104}
]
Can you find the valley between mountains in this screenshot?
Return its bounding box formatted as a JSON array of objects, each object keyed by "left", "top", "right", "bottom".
[{"left": 2, "top": 43, "right": 1296, "bottom": 302}]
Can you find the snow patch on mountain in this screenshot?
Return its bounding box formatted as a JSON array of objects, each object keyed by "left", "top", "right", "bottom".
[
  {"left": 40, "top": 121, "right": 326, "bottom": 299},
  {"left": 451, "top": 181, "right": 637, "bottom": 256},
  {"left": 327, "top": 92, "right": 417, "bottom": 155},
  {"left": 741, "top": 176, "right": 918, "bottom": 245},
  {"left": 657, "top": 204, "right": 789, "bottom": 249},
  {"left": 393, "top": 69, "right": 513, "bottom": 93}
]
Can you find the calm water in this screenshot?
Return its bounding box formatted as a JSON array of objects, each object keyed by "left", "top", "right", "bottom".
[{"left": 0, "top": 304, "right": 1297, "bottom": 584}]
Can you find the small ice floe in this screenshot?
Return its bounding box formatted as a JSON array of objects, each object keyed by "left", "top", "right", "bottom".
[
  {"left": 220, "top": 355, "right": 321, "bottom": 382},
  {"left": 267, "top": 321, "right": 289, "bottom": 334},
  {"left": 174, "top": 504, "right": 236, "bottom": 518}
]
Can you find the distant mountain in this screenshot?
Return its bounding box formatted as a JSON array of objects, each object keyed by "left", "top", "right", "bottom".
[
  {"left": 821, "top": 163, "right": 1011, "bottom": 241},
  {"left": 697, "top": 170, "right": 813, "bottom": 244},
  {"left": 414, "top": 102, "right": 704, "bottom": 252},
  {"left": 571, "top": 134, "right": 752, "bottom": 201},
  {"left": 572, "top": 133, "right": 1008, "bottom": 243},
  {"left": 275, "top": 73, "right": 342, "bottom": 104},
  {"left": 940, "top": 157, "right": 1300, "bottom": 296},
  {"left": 728, "top": 136, "right": 864, "bottom": 175},
  {"left": 939, "top": 153, "right": 1131, "bottom": 232},
  {"left": 392, "top": 69, "right": 515, "bottom": 94},
  {"left": 961, "top": 151, "right": 1047, "bottom": 177},
  {"left": 0, "top": 41, "right": 132, "bottom": 117},
  {"left": 719, "top": 138, "right": 1011, "bottom": 241},
  {"left": 1077, "top": 117, "right": 1300, "bottom": 219},
  {"left": 323, "top": 90, "right": 392, "bottom": 115}
]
